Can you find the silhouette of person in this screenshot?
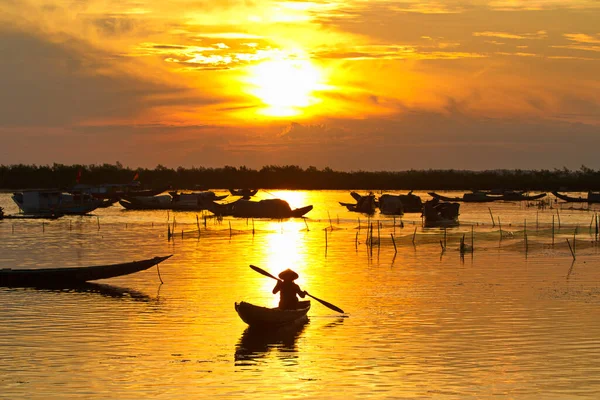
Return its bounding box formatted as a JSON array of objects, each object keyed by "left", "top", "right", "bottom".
[{"left": 273, "top": 269, "right": 306, "bottom": 310}]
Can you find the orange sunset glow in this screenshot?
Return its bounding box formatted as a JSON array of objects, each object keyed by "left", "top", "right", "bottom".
[{"left": 0, "top": 1, "right": 598, "bottom": 170}]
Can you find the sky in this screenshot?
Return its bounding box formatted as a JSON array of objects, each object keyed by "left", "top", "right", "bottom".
[{"left": 0, "top": 0, "right": 599, "bottom": 171}]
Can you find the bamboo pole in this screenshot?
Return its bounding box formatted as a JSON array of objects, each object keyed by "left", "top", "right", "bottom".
[
  {"left": 524, "top": 219, "right": 528, "bottom": 252},
  {"left": 499, "top": 216, "right": 502, "bottom": 239},
  {"left": 557, "top": 210, "right": 561, "bottom": 229},
  {"left": 303, "top": 217, "right": 309, "bottom": 231},
  {"left": 391, "top": 234, "right": 397, "bottom": 254},
  {"left": 412, "top": 227, "right": 417, "bottom": 245},
  {"left": 566, "top": 238, "right": 576, "bottom": 260},
  {"left": 552, "top": 215, "right": 555, "bottom": 246},
  {"left": 488, "top": 208, "right": 495, "bottom": 227},
  {"left": 355, "top": 231, "right": 358, "bottom": 250},
  {"left": 471, "top": 225, "right": 474, "bottom": 251},
  {"left": 97, "top": 216, "right": 100, "bottom": 230}
]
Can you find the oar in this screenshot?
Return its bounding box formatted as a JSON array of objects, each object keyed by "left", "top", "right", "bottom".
[{"left": 249, "top": 265, "right": 345, "bottom": 314}]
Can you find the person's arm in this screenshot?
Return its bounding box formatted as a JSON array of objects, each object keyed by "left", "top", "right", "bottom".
[
  {"left": 297, "top": 284, "right": 306, "bottom": 298},
  {"left": 273, "top": 281, "right": 281, "bottom": 294}
]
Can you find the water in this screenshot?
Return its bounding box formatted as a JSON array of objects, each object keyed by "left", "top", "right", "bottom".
[{"left": 2, "top": 190, "right": 600, "bottom": 399}]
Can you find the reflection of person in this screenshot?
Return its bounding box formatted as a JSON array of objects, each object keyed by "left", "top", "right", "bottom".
[{"left": 273, "top": 269, "right": 306, "bottom": 310}]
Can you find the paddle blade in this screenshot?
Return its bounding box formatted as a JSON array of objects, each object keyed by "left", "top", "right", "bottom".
[
  {"left": 249, "top": 264, "right": 280, "bottom": 281},
  {"left": 305, "top": 291, "right": 345, "bottom": 314}
]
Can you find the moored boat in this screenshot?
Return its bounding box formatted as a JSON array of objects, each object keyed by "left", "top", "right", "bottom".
[
  {"left": 422, "top": 199, "right": 460, "bottom": 228},
  {"left": 0, "top": 255, "right": 172, "bottom": 287},
  {"left": 235, "top": 300, "right": 311, "bottom": 328},
  {"left": 552, "top": 191, "right": 600, "bottom": 203},
  {"left": 210, "top": 198, "right": 313, "bottom": 218},
  {"left": 428, "top": 191, "right": 502, "bottom": 203},
  {"left": 12, "top": 190, "right": 101, "bottom": 215}
]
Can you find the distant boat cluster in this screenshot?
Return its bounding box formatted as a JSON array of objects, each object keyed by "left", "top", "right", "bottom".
[{"left": 5, "top": 184, "right": 593, "bottom": 228}]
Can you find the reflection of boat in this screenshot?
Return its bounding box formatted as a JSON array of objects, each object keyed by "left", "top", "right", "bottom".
[
  {"left": 552, "top": 191, "right": 600, "bottom": 203},
  {"left": 19, "top": 282, "right": 152, "bottom": 301},
  {"left": 235, "top": 300, "right": 310, "bottom": 328},
  {"left": 340, "top": 192, "right": 376, "bottom": 214},
  {"left": 211, "top": 199, "right": 313, "bottom": 219},
  {"left": 235, "top": 318, "right": 308, "bottom": 364},
  {"left": 0, "top": 255, "right": 172, "bottom": 287},
  {"left": 422, "top": 199, "right": 460, "bottom": 227},
  {"left": 119, "top": 191, "right": 228, "bottom": 211},
  {"left": 378, "top": 191, "right": 423, "bottom": 214},
  {"left": 12, "top": 190, "right": 101, "bottom": 215}
]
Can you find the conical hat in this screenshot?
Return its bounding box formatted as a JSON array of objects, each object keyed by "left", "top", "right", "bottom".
[{"left": 278, "top": 269, "right": 299, "bottom": 281}]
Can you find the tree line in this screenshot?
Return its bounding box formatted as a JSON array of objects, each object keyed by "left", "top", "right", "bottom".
[{"left": 1, "top": 163, "right": 599, "bottom": 191}]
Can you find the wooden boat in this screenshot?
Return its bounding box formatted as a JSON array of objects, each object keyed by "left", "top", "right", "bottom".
[
  {"left": 340, "top": 192, "right": 376, "bottom": 214},
  {"left": 552, "top": 191, "right": 600, "bottom": 203},
  {"left": 229, "top": 188, "right": 259, "bottom": 198},
  {"left": 235, "top": 300, "right": 311, "bottom": 328},
  {"left": 498, "top": 191, "right": 547, "bottom": 201},
  {"left": 210, "top": 198, "right": 313, "bottom": 219},
  {"left": 70, "top": 183, "right": 169, "bottom": 201},
  {"left": 422, "top": 199, "right": 460, "bottom": 228},
  {"left": 378, "top": 191, "right": 423, "bottom": 214},
  {"left": 428, "top": 191, "right": 502, "bottom": 203},
  {"left": 12, "top": 190, "right": 100, "bottom": 215},
  {"left": 0, "top": 255, "right": 172, "bottom": 287},
  {"left": 119, "top": 191, "right": 228, "bottom": 211}
]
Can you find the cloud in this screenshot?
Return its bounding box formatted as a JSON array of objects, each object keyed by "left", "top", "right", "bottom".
[{"left": 473, "top": 31, "right": 547, "bottom": 40}]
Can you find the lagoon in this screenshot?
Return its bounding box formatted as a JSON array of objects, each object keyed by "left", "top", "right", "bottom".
[{"left": 1, "top": 190, "right": 600, "bottom": 399}]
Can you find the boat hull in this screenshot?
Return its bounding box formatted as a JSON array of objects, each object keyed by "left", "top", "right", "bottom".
[
  {"left": 235, "top": 301, "right": 311, "bottom": 328},
  {"left": 0, "top": 255, "right": 172, "bottom": 287}
]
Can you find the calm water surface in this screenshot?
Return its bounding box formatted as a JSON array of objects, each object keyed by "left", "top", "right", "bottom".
[{"left": 1, "top": 190, "right": 600, "bottom": 399}]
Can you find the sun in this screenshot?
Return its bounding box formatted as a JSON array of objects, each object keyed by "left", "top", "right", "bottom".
[{"left": 246, "top": 59, "right": 324, "bottom": 117}]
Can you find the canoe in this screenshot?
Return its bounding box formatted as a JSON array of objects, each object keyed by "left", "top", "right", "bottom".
[
  {"left": 235, "top": 300, "right": 311, "bottom": 328},
  {"left": 0, "top": 255, "right": 172, "bottom": 287}
]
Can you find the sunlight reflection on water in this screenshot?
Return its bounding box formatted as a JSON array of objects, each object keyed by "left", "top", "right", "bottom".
[{"left": 1, "top": 191, "right": 600, "bottom": 398}]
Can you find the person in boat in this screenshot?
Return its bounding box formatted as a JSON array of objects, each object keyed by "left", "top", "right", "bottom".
[{"left": 273, "top": 269, "right": 306, "bottom": 310}]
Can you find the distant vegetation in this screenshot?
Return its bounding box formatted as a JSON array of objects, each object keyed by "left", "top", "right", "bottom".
[{"left": 1, "top": 163, "right": 600, "bottom": 191}]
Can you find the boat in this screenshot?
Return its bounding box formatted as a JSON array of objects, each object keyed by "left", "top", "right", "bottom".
[
  {"left": 340, "top": 192, "right": 376, "bottom": 214},
  {"left": 422, "top": 199, "right": 460, "bottom": 227},
  {"left": 70, "top": 183, "right": 170, "bottom": 201},
  {"left": 378, "top": 191, "right": 423, "bottom": 214},
  {"left": 229, "top": 188, "right": 259, "bottom": 199},
  {"left": 119, "top": 191, "right": 228, "bottom": 211},
  {"left": 235, "top": 300, "right": 311, "bottom": 328},
  {"left": 0, "top": 255, "right": 172, "bottom": 288},
  {"left": 552, "top": 191, "right": 600, "bottom": 203},
  {"left": 428, "top": 191, "right": 502, "bottom": 203},
  {"left": 210, "top": 198, "right": 313, "bottom": 219},
  {"left": 497, "top": 191, "right": 547, "bottom": 201},
  {"left": 12, "top": 190, "right": 101, "bottom": 215}
]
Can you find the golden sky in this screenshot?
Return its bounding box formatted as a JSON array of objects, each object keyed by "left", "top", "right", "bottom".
[{"left": 0, "top": 0, "right": 598, "bottom": 170}]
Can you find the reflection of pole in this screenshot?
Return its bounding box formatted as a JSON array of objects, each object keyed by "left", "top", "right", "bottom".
[{"left": 391, "top": 234, "right": 397, "bottom": 254}]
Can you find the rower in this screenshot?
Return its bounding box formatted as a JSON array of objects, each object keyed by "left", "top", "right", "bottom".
[{"left": 272, "top": 269, "right": 306, "bottom": 310}]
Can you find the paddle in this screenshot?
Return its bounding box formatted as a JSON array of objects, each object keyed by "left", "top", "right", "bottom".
[{"left": 249, "top": 264, "right": 345, "bottom": 314}]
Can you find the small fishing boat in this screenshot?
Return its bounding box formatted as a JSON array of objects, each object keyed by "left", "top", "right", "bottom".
[
  {"left": 0, "top": 255, "right": 172, "bottom": 287},
  {"left": 235, "top": 300, "right": 311, "bottom": 328},
  {"left": 229, "top": 188, "right": 259, "bottom": 198}
]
